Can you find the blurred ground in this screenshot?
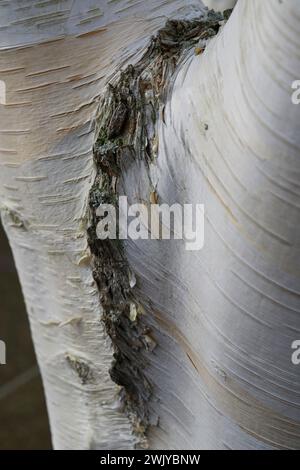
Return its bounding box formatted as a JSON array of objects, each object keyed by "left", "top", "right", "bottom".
[{"left": 0, "top": 223, "right": 51, "bottom": 449}]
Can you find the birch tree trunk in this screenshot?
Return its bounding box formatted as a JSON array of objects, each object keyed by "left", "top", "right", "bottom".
[{"left": 0, "top": 0, "right": 300, "bottom": 450}]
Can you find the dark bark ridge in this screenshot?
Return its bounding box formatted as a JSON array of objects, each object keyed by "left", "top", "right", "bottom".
[{"left": 87, "top": 9, "right": 227, "bottom": 447}]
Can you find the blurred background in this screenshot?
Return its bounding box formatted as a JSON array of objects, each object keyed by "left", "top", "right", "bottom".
[{"left": 0, "top": 222, "right": 51, "bottom": 449}]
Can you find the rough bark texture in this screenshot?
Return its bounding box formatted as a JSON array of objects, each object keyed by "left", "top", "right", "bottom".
[{"left": 88, "top": 10, "right": 225, "bottom": 444}]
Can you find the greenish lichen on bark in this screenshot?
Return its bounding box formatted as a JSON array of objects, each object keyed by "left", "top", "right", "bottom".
[
  {"left": 87, "top": 10, "right": 226, "bottom": 446},
  {"left": 65, "top": 354, "right": 94, "bottom": 385}
]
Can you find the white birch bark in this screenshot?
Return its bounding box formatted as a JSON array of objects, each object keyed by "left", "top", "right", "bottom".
[{"left": 0, "top": 0, "right": 299, "bottom": 450}]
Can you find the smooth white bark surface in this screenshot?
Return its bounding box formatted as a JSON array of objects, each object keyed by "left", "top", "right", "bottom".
[
  {"left": 203, "top": 0, "right": 237, "bottom": 12},
  {"left": 120, "top": 0, "right": 300, "bottom": 449}
]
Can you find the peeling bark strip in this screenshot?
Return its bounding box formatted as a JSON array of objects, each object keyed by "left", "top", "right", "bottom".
[{"left": 87, "top": 11, "right": 227, "bottom": 445}]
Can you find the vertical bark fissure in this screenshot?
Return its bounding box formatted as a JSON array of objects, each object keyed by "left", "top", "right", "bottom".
[{"left": 87, "top": 10, "right": 226, "bottom": 445}]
